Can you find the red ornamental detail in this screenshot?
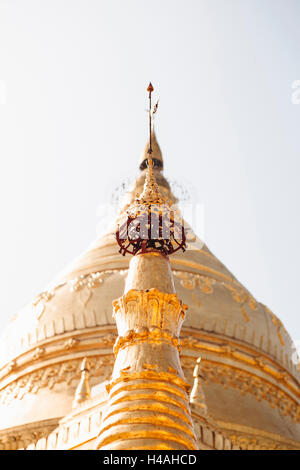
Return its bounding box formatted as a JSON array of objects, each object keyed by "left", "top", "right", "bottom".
[{"left": 116, "top": 209, "right": 186, "bottom": 256}]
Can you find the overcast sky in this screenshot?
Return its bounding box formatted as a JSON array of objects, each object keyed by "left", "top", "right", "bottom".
[{"left": 0, "top": 0, "right": 299, "bottom": 346}]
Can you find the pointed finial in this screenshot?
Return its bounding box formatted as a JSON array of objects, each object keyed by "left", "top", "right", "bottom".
[
  {"left": 140, "top": 83, "right": 162, "bottom": 170},
  {"left": 115, "top": 83, "right": 186, "bottom": 257},
  {"left": 72, "top": 357, "right": 91, "bottom": 409},
  {"left": 147, "top": 82, "right": 154, "bottom": 94},
  {"left": 147, "top": 82, "right": 154, "bottom": 157}
]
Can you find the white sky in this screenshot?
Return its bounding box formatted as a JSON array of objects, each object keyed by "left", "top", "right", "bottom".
[{"left": 0, "top": 0, "right": 299, "bottom": 344}]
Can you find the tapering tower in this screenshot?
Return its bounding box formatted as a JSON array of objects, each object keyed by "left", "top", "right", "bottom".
[{"left": 96, "top": 84, "right": 198, "bottom": 450}]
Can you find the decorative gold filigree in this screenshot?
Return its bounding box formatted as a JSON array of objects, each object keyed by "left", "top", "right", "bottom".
[
  {"left": 63, "top": 338, "right": 80, "bottom": 350},
  {"left": 221, "top": 283, "right": 253, "bottom": 322},
  {"left": 99, "top": 333, "right": 118, "bottom": 346},
  {"left": 265, "top": 306, "right": 288, "bottom": 346},
  {"left": 181, "top": 356, "right": 300, "bottom": 422},
  {"left": 113, "top": 326, "right": 180, "bottom": 355},
  {"left": 113, "top": 288, "right": 187, "bottom": 337},
  {"left": 31, "top": 270, "right": 126, "bottom": 320},
  {"left": 0, "top": 332, "right": 117, "bottom": 381},
  {"left": 33, "top": 348, "right": 45, "bottom": 360},
  {"left": 5, "top": 361, "right": 16, "bottom": 374},
  {"left": 0, "top": 355, "right": 114, "bottom": 406},
  {"left": 228, "top": 433, "right": 296, "bottom": 450},
  {"left": 180, "top": 335, "right": 300, "bottom": 392},
  {"left": 0, "top": 420, "right": 59, "bottom": 450},
  {"left": 173, "top": 271, "right": 257, "bottom": 323},
  {"left": 173, "top": 271, "right": 215, "bottom": 293}
]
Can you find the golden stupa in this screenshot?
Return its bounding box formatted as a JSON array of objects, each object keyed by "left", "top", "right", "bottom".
[{"left": 0, "top": 85, "right": 299, "bottom": 450}]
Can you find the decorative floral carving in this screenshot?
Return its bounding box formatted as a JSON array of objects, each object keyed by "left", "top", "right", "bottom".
[
  {"left": 33, "top": 348, "right": 45, "bottom": 360},
  {"left": 181, "top": 335, "right": 300, "bottom": 390},
  {"left": 68, "top": 270, "right": 126, "bottom": 293},
  {"left": 229, "top": 433, "right": 295, "bottom": 450},
  {"left": 0, "top": 420, "right": 59, "bottom": 450},
  {"left": 0, "top": 355, "right": 114, "bottom": 406},
  {"left": 221, "top": 284, "right": 254, "bottom": 322},
  {"left": 31, "top": 270, "right": 128, "bottom": 320},
  {"left": 113, "top": 326, "right": 180, "bottom": 355},
  {"left": 181, "top": 357, "right": 300, "bottom": 423},
  {"left": 173, "top": 271, "right": 215, "bottom": 293},
  {"left": 99, "top": 333, "right": 117, "bottom": 347},
  {"left": 5, "top": 361, "right": 16, "bottom": 374},
  {"left": 32, "top": 290, "right": 55, "bottom": 306},
  {"left": 63, "top": 338, "right": 80, "bottom": 350},
  {"left": 173, "top": 271, "right": 257, "bottom": 323},
  {"left": 265, "top": 306, "right": 288, "bottom": 346},
  {"left": 113, "top": 288, "right": 187, "bottom": 338}
]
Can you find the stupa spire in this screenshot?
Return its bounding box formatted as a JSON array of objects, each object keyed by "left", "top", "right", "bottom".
[
  {"left": 96, "top": 84, "right": 197, "bottom": 450},
  {"left": 147, "top": 82, "right": 154, "bottom": 156},
  {"left": 116, "top": 83, "right": 186, "bottom": 257},
  {"left": 138, "top": 86, "right": 166, "bottom": 200},
  {"left": 139, "top": 83, "right": 163, "bottom": 171}
]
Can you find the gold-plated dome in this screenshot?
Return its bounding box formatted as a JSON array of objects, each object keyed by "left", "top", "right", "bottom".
[{"left": 0, "top": 130, "right": 299, "bottom": 450}]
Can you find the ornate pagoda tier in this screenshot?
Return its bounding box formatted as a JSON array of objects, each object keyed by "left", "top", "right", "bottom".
[{"left": 97, "top": 253, "right": 197, "bottom": 450}]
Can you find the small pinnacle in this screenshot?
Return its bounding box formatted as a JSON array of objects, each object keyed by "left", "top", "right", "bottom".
[
  {"left": 72, "top": 357, "right": 91, "bottom": 409},
  {"left": 80, "top": 357, "right": 90, "bottom": 372},
  {"left": 190, "top": 356, "right": 208, "bottom": 417}
]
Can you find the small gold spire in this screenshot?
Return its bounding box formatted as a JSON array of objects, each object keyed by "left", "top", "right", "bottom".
[
  {"left": 190, "top": 357, "right": 208, "bottom": 416},
  {"left": 140, "top": 83, "right": 163, "bottom": 171},
  {"left": 147, "top": 82, "right": 154, "bottom": 157},
  {"left": 115, "top": 83, "right": 186, "bottom": 257},
  {"left": 138, "top": 83, "right": 166, "bottom": 205},
  {"left": 72, "top": 358, "right": 91, "bottom": 409}
]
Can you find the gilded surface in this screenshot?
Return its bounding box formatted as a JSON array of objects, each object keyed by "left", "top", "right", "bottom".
[
  {"left": 0, "top": 131, "right": 299, "bottom": 450},
  {"left": 181, "top": 356, "right": 300, "bottom": 422},
  {"left": 97, "top": 252, "right": 198, "bottom": 450},
  {"left": 0, "top": 355, "right": 114, "bottom": 405}
]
